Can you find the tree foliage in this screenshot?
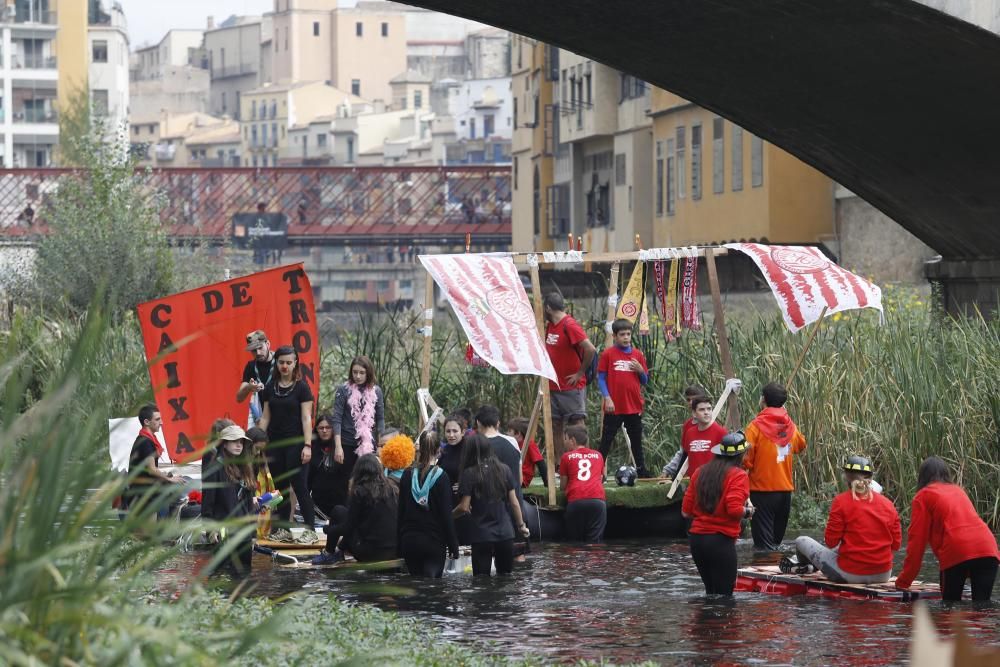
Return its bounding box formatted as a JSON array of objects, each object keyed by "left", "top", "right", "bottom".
[{"left": 30, "top": 124, "right": 175, "bottom": 319}]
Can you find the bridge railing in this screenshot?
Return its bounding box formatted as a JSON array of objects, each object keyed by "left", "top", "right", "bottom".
[{"left": 0, "top": 166, "right": 512, "bottom": 240}]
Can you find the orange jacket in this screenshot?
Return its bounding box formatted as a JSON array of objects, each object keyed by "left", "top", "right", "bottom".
[{"left": 742, "top": 408, "right": 806, "bottom": 492}]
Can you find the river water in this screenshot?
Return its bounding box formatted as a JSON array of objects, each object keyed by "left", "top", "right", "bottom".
[{"left": 159, "top": 536, "right": 1000, "bottom": 665}]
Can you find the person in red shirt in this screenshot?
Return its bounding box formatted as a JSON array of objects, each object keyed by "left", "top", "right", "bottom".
[
  {"left": 742, "top": 381, "right": 807, "bottom": 550},
  {"left": 507, "top": 417, "right": 548, "bottom": 488},
  {"left": 792, "top": 456, "right": 901, "bottom": 584},
  {"left": 681, "top": 431, "right": 753, "bottom": 595},
  {"left": 662, "top": 384, "right": 709, "bottom": 478},
  {"left": 681, "top": 396, "right": 728, "bottom": 479},
  {"left": 559, "top": 425, "right": 607, "bottom": 542},
  {"left": 543, "top": 293, "right": 597, "bottom": 454},
  {"left": 596, "top": 319, "right": 650, "bottom": 478},
  {"left": 895, "top": 456, "right": 999, "bottom": 600}
]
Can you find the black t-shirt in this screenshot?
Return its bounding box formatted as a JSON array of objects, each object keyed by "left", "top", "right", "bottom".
[
  {"left": 457, "top": 462, "right": 517, "bottom": 543},
  {"left": 488, "top": 434, "right": 523, "bottom": 500},
  {"left": 437, "top": 442, "right": 463, "bottom": 493},
  {"left": 261, "top": 380, "right": 313, "bottom": 445},
  {"left": 125, "top": 435, "right": 159, "bottom": 499},
  {"left": 242, "top": 357, "right": 275, "bottom": 386}
]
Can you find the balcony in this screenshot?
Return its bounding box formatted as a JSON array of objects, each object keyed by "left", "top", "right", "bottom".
[
  {"left": 13, "top": 108, "right": 57, "bottom": 124},
  {"left": 211, "top": 63, "right": 258, "bottom": 80},
  {"left": 11, "top": 54, "right": 57, "bottom": 69},
  {"left": 12, "top": 9, "right": 57, "bottom": 25}
]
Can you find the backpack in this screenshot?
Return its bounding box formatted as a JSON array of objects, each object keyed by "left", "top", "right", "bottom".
[{"left": 562, "top": 317, "right": 599, "bottom": 386}]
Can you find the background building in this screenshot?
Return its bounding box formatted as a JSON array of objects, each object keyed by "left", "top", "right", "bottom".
[
  {"left": 204, "top": 14, "right": 272, "bottom": 120},
  {"left": 88, "top": 1, "right": 129, "bottom": 133},
  {"left": 129, "top": 29, "right": 208, "bottom": 118}
]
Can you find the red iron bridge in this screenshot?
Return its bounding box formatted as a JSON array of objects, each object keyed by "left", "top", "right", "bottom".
[{"left": 0, "top": 166, "right": 512, "bottom": 245}]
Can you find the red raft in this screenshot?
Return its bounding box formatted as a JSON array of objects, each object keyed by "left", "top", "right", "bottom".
[{"left": 736, "top": 565, "right": 941, "bottom": 602}]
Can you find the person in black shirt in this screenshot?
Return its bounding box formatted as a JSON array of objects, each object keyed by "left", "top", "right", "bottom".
[
  {"left": 454, "top": 434, "right": 530, "bottom": 576},
  {"left": 123, "top": 404, "right": 182, "bottom": 516},
  {"left": 309, "top": 413, "right": 340, "bottom": 517},
  {"left": 312, "top": 454, "right": 399, "bottom": 565},
  {"left": 436, "top": 415, "right": 465, "bottom": 498},
  {"left": 475, "top": 404, "right": 529, "bottom": 557},
  {"left": 237, "top": 330, "right": 275, "bottom": 427},
  {"left": 398, "top": 431, "right": 459, "bottom": 577},
  {"left": 257, "top": 345, "right": 317, "bottom": 542},
  {"left": 202, "top": 424, "right": 258, "bottom": 573}
]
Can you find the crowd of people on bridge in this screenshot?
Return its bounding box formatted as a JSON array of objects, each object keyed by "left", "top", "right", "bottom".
[{"left": 123, "top": 299, "right": 998, "bottom": 601}]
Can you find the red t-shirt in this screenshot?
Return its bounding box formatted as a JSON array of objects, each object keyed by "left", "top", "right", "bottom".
[
  {"left": 521, "top": 439, "right": 543, "bottom": 487},
  {"left": 895, "top": 483, "right": 1000, "bottom": 588},
  {"left": 683, "top": 421, "right": 727, "bottom": 477},
  {"left": 545, "top": 315, "right": 588, "bottom": 391},
  {"left": 682, "top": 465, "right": 749, "bottom": 538},
  {"left": 597, "top": 345, "right": 648, "bottom": 415},
  {"left": 824, "top": 489, "right": 902, "bottom": 575},
  {"left": 559, "top": 447, "right": 606, "bottom": 502}
]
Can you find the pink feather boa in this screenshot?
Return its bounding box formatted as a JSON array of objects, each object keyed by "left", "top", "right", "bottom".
[{"left": 347, "top": 382, "right": 377, "bottom": 456}]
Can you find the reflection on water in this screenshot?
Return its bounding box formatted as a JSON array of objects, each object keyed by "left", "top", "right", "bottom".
[{"left": 156, "top": 538, "right": 1000, "bottom": 665}]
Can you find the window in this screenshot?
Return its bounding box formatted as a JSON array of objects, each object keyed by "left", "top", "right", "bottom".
[
  {"left": 347, "top": 136, "right": 355, "bottom": 163},
  {"left": 561, "top": 69, "right": 567, "bottom": 106},
  {"left": 676, "top": 127, "right": 686, "bottom": 199},
  {"left": 92, "top": 40, "right": 108, "bottom": 63},
  {"left": 513, "top": 99, "right": 517, "bottom": 129},
  {"left": 251, "top": 126, "right": 258, "bottom": 147},
  {"left": 731, "top": 125, "right": 744, "bottom": 191},
  {"left": 751, "top": 134, "right": 764, "bottom": 187},
  {"left": 691, "top": 124, "right": 702, "bottom": 200},
  {"left": 272, "top": 123, "right": 278, "bottom": 146},
  {"left": 261, "top": 124, "right": 268, "bottom": 146},
  {"left": 615, "top": 153, "right": 626, "bottom": 186},
  {"left": 381, "top": 22, "right": 388, "bottom": 37},
  {"left": 313, "top": 21, "right": 320, "bottom": 36},
  {"left": 655, "top": 141, "right": 664, "bottom": 216},
  {"left": 470, "top": 118, "right": 476, "bottom": 139},
  {"left": 513, "top": 156, "right": 518, "bottom": 189},
  {"left": 483, "top": 114, "right": 494, "bottom": 136},
  {"left": 666, "top": 138, "right": 676, "bottom": 216},
  {"left": 317, "top": 134, "right": 327, "bottom": 147},
  {"left": 220, "top": 47, "right": 225, "bottom": 71},
  {"left": 92, "top": 89, "right": 109, "bottom": 116},
  {"left": 221, "top": 91, "right": 227, "bottom": 113},
  {"left": 414, "top": 90, "right": 422, "bottom": 109},
  {"left": 356, "top": 22, "right": 363, "bottom": 36},
  {"left": 585, "top": 73, "right": 592, "bottom": 105},
  {"left": 270, "top": 100, "right": 277, "bottom": 119},
  {"left": 251, "top": 100, "right": 257, "bottom": 120},
  {"left": 351, "top": 79, "right": 360, "bottom": 96},
  {"left": 712, "top": 117, "right": 724, "bottom": 194},
  {"left": 284, "top": 27, "right": 288, "bottom": 50},
  {"left": 619, "top": 74, "right": 646, "bottom": 102}
]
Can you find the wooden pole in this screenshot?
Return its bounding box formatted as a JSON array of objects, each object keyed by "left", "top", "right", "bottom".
[
  {"left": 529, "top": 262, "right": 557, "bottom": 507},
  {"left": 418, "top": 271, "right": 434, "bottom": 430},
  {"left": 785, "top": 306, "right": 828, "bottom": 391},
  {"left": 704, "top": 248, "right": 741, "bottom": 430},
  {"left": 521, "top": 381, "right": 545, "bottom": 464},
  {"left": 598, "top": 261, "right": 622, "bottom": 448}
]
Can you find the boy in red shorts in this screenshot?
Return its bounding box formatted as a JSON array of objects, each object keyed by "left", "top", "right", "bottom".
[{"left": 559, "top": 425, "right": 606, "bottom": 542}]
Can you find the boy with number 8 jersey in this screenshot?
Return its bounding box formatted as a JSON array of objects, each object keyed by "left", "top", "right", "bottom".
[{"left": 559, "top": 425, "right": 607, "bottom": 542}]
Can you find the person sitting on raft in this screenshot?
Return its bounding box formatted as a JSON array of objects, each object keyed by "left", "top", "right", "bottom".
[
  {"left": 312, "top": 453, "right": 399, "bottom": 566},
  {"left": 894, "top": 456, "right": 999, "bottom": 601},
  {"left": 789, "top": 456, "right": 901, "bottom": 583},
  {"left": 681, "top": 432, "right": 753, "bottom": 596}
]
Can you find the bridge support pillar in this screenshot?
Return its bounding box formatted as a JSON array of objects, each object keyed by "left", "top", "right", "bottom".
[{"left": 925, "top": 257, "right": 1000, "bottom": 319}]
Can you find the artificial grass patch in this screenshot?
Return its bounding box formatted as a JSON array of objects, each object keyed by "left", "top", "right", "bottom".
[{"left": 523, "top": 480, "right": 686, "bottom": 509}]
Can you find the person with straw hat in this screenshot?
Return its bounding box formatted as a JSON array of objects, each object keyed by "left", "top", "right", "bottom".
[
  {"left": 789, "top": 456, "right": 901, "bottom": 584},
  {"left": 681, "top": 432, "right": 754, "bottom": 595}
]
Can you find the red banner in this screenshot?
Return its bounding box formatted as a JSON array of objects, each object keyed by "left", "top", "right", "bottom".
[{"left": 136, "top": 264, "right": 320, "bottom": 462}]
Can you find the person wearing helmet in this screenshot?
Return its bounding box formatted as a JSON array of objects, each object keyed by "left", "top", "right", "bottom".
[
  {"left": 895, "top": 456, "right": 998, "bottom": 600},
  {"left": 681, "top": 431, "right": 754, "bottom": 595},
  {"left": 559, "top": 425, "right": 607, "bottom": 542},
  {"left": 790, "top": 456, "right": 901, "bottom": 584}
]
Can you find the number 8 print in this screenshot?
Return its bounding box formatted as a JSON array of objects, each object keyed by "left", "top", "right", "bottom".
[{"left": 577, "top": 459, "right": 592, "bottom": 481}]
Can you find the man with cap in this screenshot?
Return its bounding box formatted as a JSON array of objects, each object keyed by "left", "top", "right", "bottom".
[
  {"left": 237, "top": 330, "right": 275, "bottom": 428},
  {"left": 681, "top": 431, "right": 754, "bottom": 595},
  {"left": 789, "top": 455, "right": 901, "bottom": 584}
]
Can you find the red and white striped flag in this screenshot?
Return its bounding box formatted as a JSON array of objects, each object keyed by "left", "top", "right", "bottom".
[
  {"left": 724, "top": 244, "right": 883, "bottom": 333},
  {"left": 420, "top": 254, "right": 557, "bottom": 382}
]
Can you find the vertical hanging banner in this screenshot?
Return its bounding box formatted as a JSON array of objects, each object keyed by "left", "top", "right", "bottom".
[
  {"left": 616, "top": 261, "right": 650, "bottom": 335},
  {"left": 680, "top": 256, "right": 702, "bottom": 330},
  {"left": 136, "top": 264, "right": 320, "bottom": 462},
  {"left": 725, "top": 243, "right": 883, "bottom": 332},
  {"left": 420, "top": 254, "right": 557, "bottom": 382}
]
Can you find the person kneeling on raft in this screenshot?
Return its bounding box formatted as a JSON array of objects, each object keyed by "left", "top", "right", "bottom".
[{"left": 790, "top": 456, "right": 901, "bottom": 583}]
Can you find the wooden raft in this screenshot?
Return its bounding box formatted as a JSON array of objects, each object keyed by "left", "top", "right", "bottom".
[{"left": 736, "top": 565, "right": 941, "bottom": 601}]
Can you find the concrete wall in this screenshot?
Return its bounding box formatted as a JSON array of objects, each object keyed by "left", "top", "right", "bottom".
[
  {"left": 836, "top": 192, "right": 938, "bottom": 282},
  {"left": 331, "top": 8, "right": 406, "bottom": 104},
  {"left": 129, "top": 66, "right": 210, "bottom": 118}
]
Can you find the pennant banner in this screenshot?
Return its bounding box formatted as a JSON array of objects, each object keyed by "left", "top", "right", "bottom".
[
  {"left": 616, "top": 261, "right": 650, "bottom": 335},
  {"left": 680, "top": 257, "right": 702, "bottom": 330},
  {"left": 725, "top": 243, "right": 883, "bottom": 333},
  {"left": 420, "top": 254, "right": 557, "bottom": 382},
  {"left": 136, "top": 264, "right": 320, "bottom": 461}
]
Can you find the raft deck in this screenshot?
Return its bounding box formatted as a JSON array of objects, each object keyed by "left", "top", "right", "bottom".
[{"left": 736, "top": 565, "right": 941, "bottom": 601}]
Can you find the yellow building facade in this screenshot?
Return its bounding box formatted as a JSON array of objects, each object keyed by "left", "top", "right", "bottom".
[
  {"left": 649, "top": 89, "right": 834, "bottom": 248},
  {"left": 57, "top": 0, "right": 89, "bottom": 112}
]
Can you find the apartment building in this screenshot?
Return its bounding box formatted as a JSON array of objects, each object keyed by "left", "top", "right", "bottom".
[
  {"left": 0, "top": 0, "right": 89, "bottom": 167},
  {"left": 240, "top": 79, "right": 363, "bottom": 167},
  {"left": 204, "top": 14, "right": 272, "bottom": 120},
  {"left": 649, "top": 88, "right": 833, "bottom": 249},
  {"left": 129, "top": 29, "right": 209, "bottom": 118},
  {"left": 88, "top": 1, "right": 129, "bottom": 132},
  {"left": 270, "top": 0, "right": 405, "bottom": 105}
]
